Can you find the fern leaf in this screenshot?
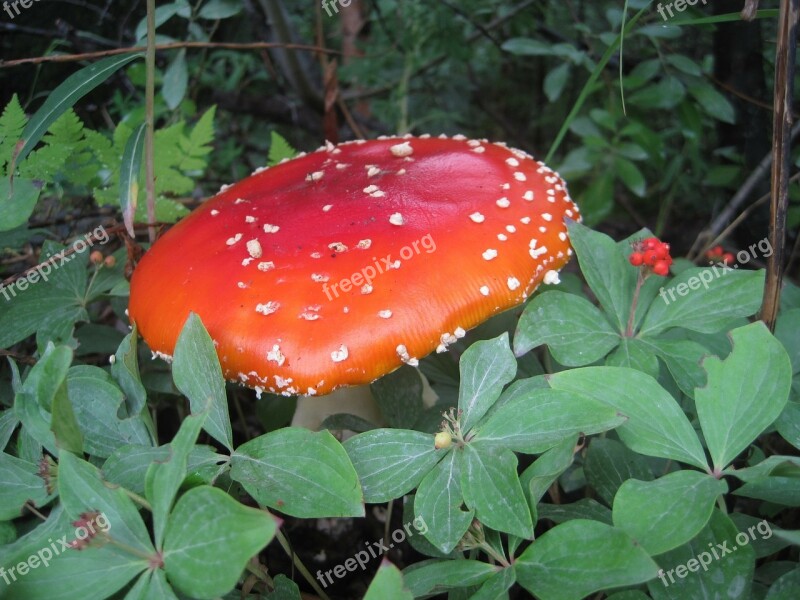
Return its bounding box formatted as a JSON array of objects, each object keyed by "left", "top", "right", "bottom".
[
  {"left": 267, "top": 131, "right": 297, "bottom": 166},
  {"left": 0, "top": 94, "right": 28, "bottom": 174}
]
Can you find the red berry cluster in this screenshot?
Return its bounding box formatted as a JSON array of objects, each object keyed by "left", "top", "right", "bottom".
[
  {"left": 629, "top": 236, "right": 673, "bottom": 277},
  {"left": 705, "top": 245, "right": 735, "bottom": 265}
]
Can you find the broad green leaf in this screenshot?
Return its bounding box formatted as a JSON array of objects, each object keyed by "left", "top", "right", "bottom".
[
  {"left": 514, "top": 291, "right": 619, "bottom": 365},
  {"left": 605, "top": 338, "right": 659, "bottom": 378},
  {"left": 231, "top": 428, "right": 363, "bottom": 518},
  {"left": 520, "top": 434, "right": 578, "bottom": 511},
  {"left": 615, "top": 156, "right": 647, "bottom": 197},
  {"left": 402, "top": 559, "right": 499, "bottom": 597},
  {"left": 14, "top": 54, "right": 142, "bottom": 166},
  {"left": 640, "top": 267, "right": 764, "bottom": 336},
  {"left": 0, "top": 409, "right": 19, "bottom": 451},
  {"left": 414, "top": 451, "right": 473, "bottom": 554},
  {"left": 627, "top": 76, "right": 686, "bottom": 109},
  {"left": 613, "top": 471, "right": 727, "bottom": 555},
  {"left": 537, "top": 498, "right": 613, "bottom": 525},
  {"left": 584, "top": 438, "right": 653, "bottom": 506},
  {"left": 458, "top": 333, "right": 517, "bottom": 433},
  {"left": 198, "top": 0, "right": 242, "bottom": 19},
  {"left": 642, "top": 337, "right": 708, "bottom": 397},
  {"left": 124, "top": 569, "right": 180, "bottom": 600},
  {"left": 1, "top": 545, "right": 148, "bottom": 600},
  {"left": 163, "top": 486, "right": 277, "bottom": 599},
  {"left": 0, "top": 453, "right": 49, "bottom": 520},
  {"left": 67, "top": 366, "right": 152, "bottom": 457},
  {"left": 262, "top": 574, "right": 302, "bottom": 599},
  {"left": 13, "top": 342, "right": 72, "bottom": 454},
  {"left": 363, "top": 562, "right": 413, "bottom": 600},
  {"left": 648, "top": 510, "right": 755, "bottom": 599},
  {"left": 344, "top": 429, "right": 443, "bottom": 503},
  {"left": 544, "top": 63, "right": 571, "bottom": 102},
  {"left": 145, "top": 412, "right": 207, "bottom": 548},
  {"left": 163, "top": 49, "right": 188, "bottom": 110},
  {"left": 57, "top": 451, "right": 154, "bottom": 555},
  {"left": 566, "top": 221, "right": 636, "bottom": 331},
  {"left": 371, "top": 365, "right": 424, "bottom": 429},
  {"left": 468, "top": 567, "right": 516, "bottom": 599},
  {"left": 548, "top": 367, "right": 707, "bottom": 469},
  {"left": 776, "top": 401, "right": 800, "bottom": 450},
  {"left": 461, "top": 445, "right": 532, "bottom": 538},
  {"left": 688, "top": 82, "right": 736, "bottom": 124},
  {"left": 0, "top": 178, "right": 41, "bottom": 232},
  {"left": 111, "top": 328, "right": 147, "bottom": 418},
  {"left": 766, "top": 568, "right": 800, "bottom": 600},
  {"left": 775, "top": 308, "right": 800, "bottom": 373},
  {"left": 516, "top": 520, "right": 659, "bottom": 600},
  {"left": 50, "top": 373, "right": 83, "bottom": 455},
  {"left": 734, "top": 475, "right": 800, "bottom": 505},
  {"left": 119, "top": 123, "right": 145, "bottom": 237},
  {"left": 0, "top": 504, "right": 70, "bottom": 571},
  {"left": 172, "top": 313, "right": 232, "bottom": 451},
  {"left": 728, "top": 514, "right": 789, "bottom": 559},
  {"left": 696, "top": 322, "right": 792, "bottom": 471},
  {"left": 471, "top": 388, "right": 624, "bottom": 454}
]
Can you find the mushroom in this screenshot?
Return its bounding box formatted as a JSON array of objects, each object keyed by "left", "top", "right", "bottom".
[{"left": 128, "top": 135, "right": 579, "bottom": 421}]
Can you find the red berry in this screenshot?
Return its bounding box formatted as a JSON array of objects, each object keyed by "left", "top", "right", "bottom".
[
  {"left": 655, "top": 243, "right": 671, "bottom": 260},
  {"left": 643, "top": 237, "right": 659, "bottom": 250},
  {"left": 723, "top": 252, "right": 735, "bottom": 265},
  {"left": 653, "top": 260, "right": 670, "bottom": 276},
  {"left": 643, "top": 249, "right": 658, "bottom": 266},
  {"left": 710, "top": 245, "right": 724, "bottom": 257},
  {"left": 629, "top": 252, "right": 644, "bottom": 266}
]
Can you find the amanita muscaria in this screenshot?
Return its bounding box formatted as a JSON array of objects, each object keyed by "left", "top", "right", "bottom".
[{"left": 128, "top": 135, "right": 580, "bottom": 397}]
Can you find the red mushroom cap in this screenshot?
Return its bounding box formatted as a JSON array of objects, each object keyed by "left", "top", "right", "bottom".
[{"left": 128, "top": 135, "right": 580, "bottom": 396}]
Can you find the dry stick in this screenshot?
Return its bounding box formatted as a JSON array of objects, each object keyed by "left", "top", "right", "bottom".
[
  {"left": 688, "top": 121, "right": 800, "bottom": 261},
  {"left": 0, "top": 42, "right": 339, "bottom": 69},
  {"left": 760, "top": 0, "right": 799, "bottom": 331},
  {"left": 144, "top": 0, "right": 157, "bottom": 244}
]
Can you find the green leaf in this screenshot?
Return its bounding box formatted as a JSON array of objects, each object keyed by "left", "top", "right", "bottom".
[
  {"left": 514, "top": 291, "right": 619, "bottom": 365},
  {"left": 606, "top": 338, "right": 659, "bottom": 378},
  {"left": 124, "top": 569, "right": 180, "bottom": 600},
  {"left": 414, "top": 451, "right": 473, "bottom": 553},
  {"left": 172, "top": 313, "right": 232, "bottom": 451},
  {"left": 163, "top": 49, "right": 188, "bottom": 110},
  {"left": 766, "top": 568, "right": 800, "bottom": 600},
  {"left": 0, "top": 94, "right": 28, "bottom": 171},
  {"left": 119, "top": 123, "right": 145, "bottom": 237},
  {"left": 371, "top": 365, "right": 424, "bottom": 429},
  {"left": 267, "top": 131, "right": 297, "bottom": 166},
  {"left": 537, "top": 498, "right": 612, "bottom": 524},
  {"left": 647, "top": 510, "right": 755, "bottom": 599},
  {"left": 640, "top": 267, "right": 764, "bottom": 336},
  {"left": 57, "top": 451, "right": 154, "bottom": 555},
  {"left": 566, "top": 221, "right": 635, "bottom": 332},
  {"left": 50, "top": 371, "right": 83, "bottom": 455},
  {"left": 696, "top": 322, "right": 792, "bottom": 471},
  {"left": 145, "top": 412, "right": 207, "bottom": 548},
  {"left": 231, "top": 428, "right": 364, "bottom": 518},
  {"left": 516, "top": 520, "right": 659, "bottom": 600},
  {"left": 163, "top": 486, "right": 277, "bottom": 599},
  {"left": 461, "top": 445, "right": 533, "bottom": 538},
  {"left": 615, "top": 156, "right": 647, "bottom": 197},
  {"left": 613, "top": 471, "right": 727, "bottom": 555},
  {"left": 471, "top": 388, "right": 625, "bottom": 454},
  {"left": 0, "top": 178, "right": 41, "bottom": 232},
  {"left": 544, "top": 63, "right": 571, "bottom": 102},
  {"left": 14, "top": 53, "right": 142, "bottom": 166},
  {"left": 403, "top": 559, "right": 499, "bottom": 597},
  {"left": 67, "top": 366, "right": 152, "bottom": 458},
  {"left": 344, "top": 429, "right": 443, "bottom": 503},
  {"left": 584, "top": 438, "right": 653, "bottom": 506},
  {"left": 198, "top": 0, "right": 242, "bottom": 19},
  {"left": 458, "top": 333, "right": 517, "bottom": 433},
  {"left": 0, "top": 453, "right": 49, "bottom": 520},
  {"left": 775, "top": 308, "right": 800, "bottom": 373},
  {"left": 548, "top": 366, "right": 708, "bottom": 469},
  {"left": 520, "top": 434, "right": 578, "bottom": 511},
  {"left": 688, "top": 82, "right": 735, "bottom": 124},
  {"left": 363, "top": 562, "right": 413, "bottom": 600},
  {"left": 262, "top": 574, "right": 302, "bottom": 599},
  {"left": 468, "top": 567, "right": 516, "bottom": 599},
  {"left": 776, "top": 400, "right": 800, "bottom": 450},
  {"left": 643, "top": 337, "right": 708, "bottom": 397},
  {"left": 627, "top": 76, "right": 686, "bottom": 109},
  {"left": 111, "top": 328, "right": 147, "bottom": 418}
]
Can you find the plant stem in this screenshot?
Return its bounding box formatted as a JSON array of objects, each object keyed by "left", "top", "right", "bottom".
[
  {"left": 275, "top": 529, "right": 331, "bottom": 600},
  {"left": 144, "top": 0, "right": 156, "bottom": 243},
  {"left": 625, "top": 270, "right": 644, "bottom": 337}
]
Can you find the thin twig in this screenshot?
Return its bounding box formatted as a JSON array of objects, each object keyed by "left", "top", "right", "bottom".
[
  {"left": 759, "top": 0, "right": 799, "bottom": 330},
  {"left": 0, "top": 42, "right": 340, "bottom": 69}
]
